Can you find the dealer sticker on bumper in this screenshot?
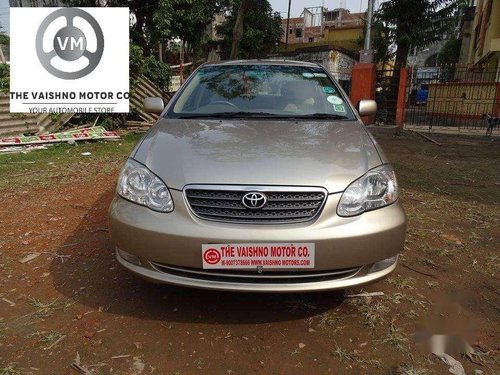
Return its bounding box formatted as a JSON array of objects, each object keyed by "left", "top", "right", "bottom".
[{"left": 201, "top": 243, "right": 315, "bottom": 269}]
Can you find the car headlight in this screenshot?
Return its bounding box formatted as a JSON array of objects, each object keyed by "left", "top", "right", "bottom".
[
  {"left": 337, "top": 164, "right": 398, "bottom": 217},
  {"left": 117, "top": 159, "right": 174, "bottom": 212}
]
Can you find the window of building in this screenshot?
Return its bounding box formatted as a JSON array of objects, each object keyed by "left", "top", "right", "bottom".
[
  {"left": 308, "top": 37, "right": 314, "bottom": 42},
  {"left": 295, "top": 28, "right": 303, "bottom": 38}
]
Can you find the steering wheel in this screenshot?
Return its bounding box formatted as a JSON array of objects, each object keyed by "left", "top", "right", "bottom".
[
  {"left": 210, "top": 101, "right": 239, "bottom": 109},
  {"left": 36, "top": 8, "right": 104, "bottom": 80}
]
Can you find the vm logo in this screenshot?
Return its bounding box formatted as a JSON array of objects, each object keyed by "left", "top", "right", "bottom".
[
  {"left": 36, "top": 8, "right": 104, "bottom": 80},
  {"left": 54, "top": 30, "right": 86, "bottom": 60}
]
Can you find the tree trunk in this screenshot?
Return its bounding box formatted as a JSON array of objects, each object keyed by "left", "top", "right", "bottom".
[
  {"left": 384, "top": 41, "right": 410, "bottom": 124},
  {"left": 394, "top": 41, "right": 410, "bottom": 69},
  {"left": 230, "top": 0, "right": 249, "bottom": 60}
]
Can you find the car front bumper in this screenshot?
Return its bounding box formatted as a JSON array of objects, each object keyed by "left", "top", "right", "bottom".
[{"left": 109, "top": 190, "right": 406, "bottom": 292}]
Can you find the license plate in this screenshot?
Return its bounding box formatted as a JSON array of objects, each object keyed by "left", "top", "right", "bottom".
[{"left": 201, "top": 243, "right": 315, "bottom": 270}]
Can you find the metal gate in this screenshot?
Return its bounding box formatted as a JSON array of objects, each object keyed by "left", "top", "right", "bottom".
[
  {"left": 405, "top": 65, "right": 500, "bottom": 131},
  {"left": 375, "top": 69, "right": 400, "bottom": 125}
]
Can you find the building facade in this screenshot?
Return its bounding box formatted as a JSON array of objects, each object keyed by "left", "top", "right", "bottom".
[
  {"left": 282, "top": 7, "right": 364, "bottom": 53},
  {"left": 467, "top": 0, "right": 500, "bottom": 70}
]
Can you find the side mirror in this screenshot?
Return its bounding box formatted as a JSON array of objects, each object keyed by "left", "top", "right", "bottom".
[
  {"left": 143, "top": 97, "right": 165, "bottom": 114},
  {"left": 357, "top": 99, "right": 377, "bottom": 117}
]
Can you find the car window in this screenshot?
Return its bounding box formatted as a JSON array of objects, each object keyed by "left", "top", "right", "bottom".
[{"left": 167, "top": 64, "right": 355, "bottom": 120}]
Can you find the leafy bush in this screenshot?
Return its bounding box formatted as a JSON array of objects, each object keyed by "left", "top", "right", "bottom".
[
  {"left": 0, "top": 63, "right": 9, "bottom": 94},
  {"left": 129, "top": 43, "right": 145, "bottom": 95},
  {"left": 129, "top": 43, "right": 171, "bottom": 92},
  {"left": 143, "top": 56, "right": 171, "bottom": 92},
  {"left": 130, "top": 43, "right": 145, "bottom": 76},
  {"left": 437, "top": 36, "right": 461, "bottom": 66}
]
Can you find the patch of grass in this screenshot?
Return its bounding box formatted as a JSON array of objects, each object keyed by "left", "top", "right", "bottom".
[
  {"left": 387, "top": 275, "right": 416, "bottom": 290},
  {"left": 357, "top": 300, "right": 390, "bottom": 329},
  {"left": 28, "top": 298, "right": 73, "bottom": 318},
  {"left": 419, "top": 258, "right": 438, "bottom": 268},
  {"left": 391, "top": 364, "right": 430, "bottom": 375},
  {"left": 316, "top": 310, "right": 344, "bottom": 330},
  {"left": 0, "top": 133, "right": 142, "bottom": 191},
  {"left": 28, "top": 330, "right": 64, "bottom": 348},
  {"left": 0, "top": 318, "right": 6, "bottom": 339},
  {"left": 379, "top": 320, "right": 409, "bottom": 353},
  {"left": 388, "top": 292, "right": 429, "bottom": 315},
  {"left": 332, "top": 344, "right": 381, "bottom": 367},
  {"left": 426, "top": 281, "right": 438, "bottom": 289},
  {"left": 332, "top": 345, "right": 362, "bottom": 363},
  {"left": 1, "top": 364, "right": 21, "bottom": 375},
  {"left": 351, "top": 297, "right": 390, "bottom": 329},
  {"left": 40, "top": 330, "right": 63, "bottom": 346}
]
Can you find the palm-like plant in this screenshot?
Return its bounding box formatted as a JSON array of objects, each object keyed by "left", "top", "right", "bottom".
[{"left": 375, "top": 0, "right": 462, "bottom": 68}]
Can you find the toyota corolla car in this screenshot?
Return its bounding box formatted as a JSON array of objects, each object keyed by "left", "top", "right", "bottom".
[{"left": 109, "top": 60, "right": 406, "bottom": 292}]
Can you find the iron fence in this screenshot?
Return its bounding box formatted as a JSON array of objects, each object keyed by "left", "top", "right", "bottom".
[
  {"left": 375, "top": 69, "right": 400, "bottom": 125},
  {"left": 405, "top": 65, "right": 500, "bottom": 131}
]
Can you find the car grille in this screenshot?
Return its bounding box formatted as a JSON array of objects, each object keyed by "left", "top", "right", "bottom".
[
  {"left": 184, "top": 186, "right": 327, "bottom": 224},
  {"left": 150, "top": 262, "right": 361, "bottom": 284}
]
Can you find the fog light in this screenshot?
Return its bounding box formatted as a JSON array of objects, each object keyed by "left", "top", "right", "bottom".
[
  {"left": 116, "top": 248, "right": 141, "bottom": 266},
  {"left": 369, "top": 255, "right": 398, "bottom": 273}
]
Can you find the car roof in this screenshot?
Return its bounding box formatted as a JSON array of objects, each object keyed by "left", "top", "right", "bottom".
[{"left": 203, "top": 59, "right": 321, "bottom": 68}]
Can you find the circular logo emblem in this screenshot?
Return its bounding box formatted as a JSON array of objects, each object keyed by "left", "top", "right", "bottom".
[
  {"left": 36, "top": 8, "right": 104, "bottom": 80},
  {"left": 242, "top": 192, "right": 267, "bottom": 210},
  {"left": 203, "top": 248, "right": 221, "bottom": 265}
]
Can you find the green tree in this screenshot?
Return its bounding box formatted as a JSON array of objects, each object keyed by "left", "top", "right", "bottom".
[
  {"left": 374, "top": 0, "right": 460, "bottom": 68},
  {"left": 219, "top": 0, "right": 282, "bottom": 59},
  {"left": 230, "top": 0, "right": 249, "bottom": 59},
  {"left": 154, "top": 0, "right": 228, "bottom": 59},
  {"left": 65, "top": 0, "right": 160, "bottom": 54},
  {"left": 437, "top": 36, "right": 461, "bottom": 66},
  {"left": 0, "top": 33, "right": 9, "bottom": 46},
  {"left": 0, "top": 63, "right": 9, "bottom": 93},
  {"left": 143, "top": 55, "right": 172, "bottom": 91}
]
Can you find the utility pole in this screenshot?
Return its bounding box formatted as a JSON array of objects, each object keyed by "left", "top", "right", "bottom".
[
  {"left": 360, "top": 0, "right": 375, "bottom": 63},
  {"left": 285, "top": 0, "right": 292, "bottom": 49}
]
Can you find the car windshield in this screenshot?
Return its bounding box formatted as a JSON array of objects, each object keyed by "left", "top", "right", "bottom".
[{"left": 167, "top": 64, "right": 356, "bottom": 120}]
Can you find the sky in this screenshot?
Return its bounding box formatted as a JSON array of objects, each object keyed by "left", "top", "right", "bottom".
[{"left": 0, "top": 0, "right": 8, "bottom": 35}]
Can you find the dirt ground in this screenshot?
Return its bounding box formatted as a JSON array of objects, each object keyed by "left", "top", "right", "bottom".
[{"left": 0, "top": 129, "right": 498, "bottom": 375}]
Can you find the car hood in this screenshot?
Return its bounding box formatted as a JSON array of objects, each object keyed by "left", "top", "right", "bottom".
[{"left": 133, "top": 119, "right": 382, "bottom": 193}]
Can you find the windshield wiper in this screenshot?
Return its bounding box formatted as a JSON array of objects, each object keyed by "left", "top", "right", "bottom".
[
  {"left": 290, "top": 113, "right": 350, "bottom": 120},
  {"left": 177, "top": 111, "right": 279, "bottom": 119},
  {"left": 177, "top": 112, "right": 351, "bottom": 120}
]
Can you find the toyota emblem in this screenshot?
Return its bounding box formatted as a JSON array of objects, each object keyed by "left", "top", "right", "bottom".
[{"left": 242, "top": 192, "right": 267, "bottom": 210}]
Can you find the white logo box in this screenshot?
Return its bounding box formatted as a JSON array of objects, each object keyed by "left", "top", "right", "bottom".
[{"left": 10, "top": 7, "right": 130, "bottom": 114}]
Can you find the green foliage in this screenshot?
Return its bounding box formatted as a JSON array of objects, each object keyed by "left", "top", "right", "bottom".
[
  {"left": 371, "top": 20, "right": 393, "bottom": 65},
  {"left": 129, "top": 42, "right": 144, "bottom": 94},
  {"left": 129, "top": 42, "right": 171, "bottom": 92},
  {"left": 374, "top": 0, "right": 460, "bottom": 67},
  {"left": 0, "top": 63, "right": 9, "bottom": 94},
  {"left": 64, "top": 0, "right": 159, "bottom": 54},
  {"left": 153, "top": 0, "right": 228, "bottom": 54},
  {"left": 130, "top": 43, "right": 145, "bottom": 76},
  {"left": 143, "top": 55, "right": 172, "bottom": 91},
  {"left": 0, "top": 33, "right": 9, "bottom": 46},
  {"left": 218, "top": 0, "right": 282, "bottom": 59},
  {"left": 437, "top": 36, "right": 461, "bottom": 66},
  {"left": 49, "top": 112, "right": 61, "bottom": 123}
]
